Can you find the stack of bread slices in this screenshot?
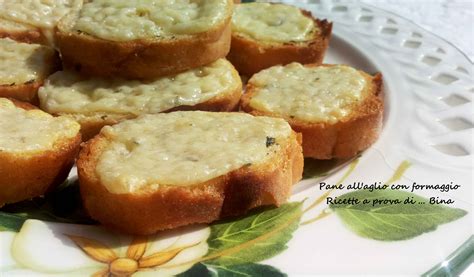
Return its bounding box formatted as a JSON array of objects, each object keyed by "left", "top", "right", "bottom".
[{"left": 0, "top": 0, "right": 383, "bottom": 235}]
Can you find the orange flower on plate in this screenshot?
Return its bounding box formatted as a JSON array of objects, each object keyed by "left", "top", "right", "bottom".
[{"left": 67, "top": 235, "right": 200, "bottom": 276}]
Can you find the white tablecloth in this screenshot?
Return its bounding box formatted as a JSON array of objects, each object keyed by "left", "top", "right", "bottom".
[{"left": 361, "top": 0, "right": 474, "bottom": 61}]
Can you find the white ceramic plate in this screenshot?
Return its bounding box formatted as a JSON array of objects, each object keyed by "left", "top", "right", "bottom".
[{"left": 1, "top": 1, "right": 472, "bottom": 276}]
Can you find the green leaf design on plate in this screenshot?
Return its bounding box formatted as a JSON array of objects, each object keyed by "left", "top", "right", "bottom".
[
  {"left": 302, "top": 158, "right": 341, "bottom": 179},
  {"left": 177, "top": 263, "right": 212, "bottom": 277},
  {"left": 209, "top": 263, "right": 286, "bottom": 277},
  {"left": 330, "top": 190, "right": 467, "bottom": 241},
  {"left": 0, "top": 212, "right": 26, "bottom": 232},
  {"left": 206, "top": 202, "right": 302, "bottom": 266},
  {"left": 179, "top": 262, "right": 286, "bottom": 277}
]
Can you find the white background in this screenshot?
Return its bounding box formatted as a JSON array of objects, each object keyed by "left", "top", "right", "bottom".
[{"left": 361, "top": 0, "right": 474, "bottom": 61}]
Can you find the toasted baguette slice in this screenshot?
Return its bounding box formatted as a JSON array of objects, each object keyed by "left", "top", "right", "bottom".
[
  {"left": 227, "top": 3, "right": 332, "bottom": 76},
  {"left": 241, "top": 63, "right": 384, "bottom": 159},
  {"left": 77, "top": 111, "right": 303, "bottom": 234},
  {"left": 0, "top": 38, "right": 59, "bottom": 104},
  {"left": 39, "top": 59, "right": 242, "bottom": 141},
  {"left": 56, "top": 0, "right": 233, "bottom": 79},
  {"left": 0, "top": 0, "right": 82, "bottom": 45},
  {"left": 0, "top": 98, "right": 81, "bottom": 207}
]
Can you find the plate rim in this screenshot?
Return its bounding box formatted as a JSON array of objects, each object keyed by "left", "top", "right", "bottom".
[
  {"left": 355, "top": 3, "right": 473, "bottom": 275},
  {"left": 329, "top": 1, "right": 473, "bottom": 275}
]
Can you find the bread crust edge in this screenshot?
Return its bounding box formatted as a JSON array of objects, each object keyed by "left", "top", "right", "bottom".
[
  {"left": 0, "top": 99, "right": 81, "bottom": 207},
  {"left": 241, "top": 65, "right": 384, "bottom": 159},
  {"left": 55, "top": 1, "right": 234, "bottom": 79},
  {"left": 227, "top": 8, "right": 332, "bottom": 76},
  {"left": 77, "top": 128, "right": 303, "bottom": 235},
  {"left": 0, "top": 50, "right": 60, "bottom": 104},
  {"left": 0, "top": 26, "right": 46, "bottom": 44},
  {"left": 44, "top": 73, "right": 243, "bottom": 141}
]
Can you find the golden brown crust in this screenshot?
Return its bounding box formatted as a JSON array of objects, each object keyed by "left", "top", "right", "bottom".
[
  {"left": 60, "top": 113, "right": 133, "bottom": 142},
  {"left": 4, "top": 97, "right": 37, "bottom": 110},
  {"left": 0, "top": 100, "right": 81, "bottom": 207},
  {"left": 0, "top": 81, "right": 43, "bottom": 105},
  {"left": 0, "top": 50, "right": 60, "bottom": 105},
  {"left": 227, "top": 8, "right": 332, "bottom": 76},
  {"left": 52, "top": 80, "right": 242, "bottom": 141},
  {"left": 77, "top": 128, "right": 303, "bottom": 235},
  {"left": 0, "top": 25, "right": 46, "bottom": 45},
  {"left": 241, "top": 64, "right": 384, "bottom": 159},
  {"left": 55, "top": 1, "right": 233, "bottom": 80}
]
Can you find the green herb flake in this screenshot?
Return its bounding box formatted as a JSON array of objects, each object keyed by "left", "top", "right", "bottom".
[{"left": 266, "top": 136, "right": 275, "bottom": 147}]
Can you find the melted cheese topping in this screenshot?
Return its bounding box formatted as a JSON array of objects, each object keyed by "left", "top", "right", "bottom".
[
  {"left": 0, "top": 0, "right": 80, "bottom": 29},
  {"left": 0, "top": 38, "right": 55, "bottom": 85},
  {"left": 232, "top": 3, "right": 316, "bottom": 43},
  {"left": 249, "top": 63, "right": 368, "bottom": 123},
  {"left": 96, "top": 112, "right": 292, "bottom": 193},
  {"left": 38, "top": 59, "right": 240, "bottom": 115},
  {"left": 73, "top": 0, "right": 230, "bottom": 41},
  {"left": 0, "top": 98, "right": 80, "bottom": 152},
  {"left": 0, "top": 18, "right": 32, "bottom": 32}
]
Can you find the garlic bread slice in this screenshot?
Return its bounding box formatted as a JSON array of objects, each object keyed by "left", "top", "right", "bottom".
[
  {"left": 77, "top": 111, "right": 303, "bottom": 234},
  {"left": 241, "top": 63, "right": 384, "bottom": 159}
]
